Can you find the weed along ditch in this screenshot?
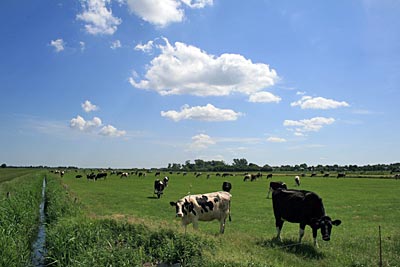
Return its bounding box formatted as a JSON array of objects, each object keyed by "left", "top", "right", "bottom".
[{"left": 31, "top": 177, "right": 47, "bottom": 267}]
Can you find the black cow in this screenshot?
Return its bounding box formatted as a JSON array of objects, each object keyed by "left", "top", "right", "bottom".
[
  {"left": 154, "top": 179, "right": 166, "bottom": 199},
  {"left": 96, "top": 172, "right": 107, "bottom": 180},
  {"left": 266, "top": 181, "right": 287, "bottom": 198},
  {"left": 222, "top": 181, "right": 232, "bottom": 192},
  {"left": 266, "top": 174, "right": 273, "bottom": 179},
  {"left": 337, "top": 173, "right": 346, "bottom": 178},
  {"left": 272, "top": 189, "right": 341, "bottom": 247}
]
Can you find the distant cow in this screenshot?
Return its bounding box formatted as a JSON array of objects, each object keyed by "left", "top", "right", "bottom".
[
  {"left": 267, "top": 181, "right": 287, "bottom": 198},
  {"left": 170, "top": 191, "right": 232, "bottom": 234},
  {"left": 243, "top": 174, "right": 251, "bottom": 181},
  {"left": 272, "top": 189, "right": 341, "bottom": 247},
  {"left": 96, "top": 172, "right": 107, "bottom": 180},
  {"left": 163, "top": 176, "right": 169, "bottom": 187},
  {"left": 222, "top": 181, "right": 232, "bottom": 192},
  {"left": 154, "top": 179, "right": 166, "bottom": 198},
  {"left": 337, "top": 173, "right": 346, "bottom": 178},
  {"left": 295, "top": 176, "right": 301, "bottom": 186},
  {"left": 120, "top": 172, "right": 129, "bottom": 178},
  {"left": 86, "top": 173, "right": 96, "bottom": 181},
  {"left": 75, "top": 175, "right": 82, "bottom": 179},
  {"left": 323, "top": 173, "right": 330, "bottom": 177},
  {"left": 266, "top": 174, "right": 273, "bottom": 179}
]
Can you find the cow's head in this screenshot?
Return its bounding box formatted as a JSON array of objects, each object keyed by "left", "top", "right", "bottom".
[
  {"left": 312, "top": 216, "right": 341, "bottom": 241},
  {"left": 170, "top": 198, "right": 195, "bottom": 218}
]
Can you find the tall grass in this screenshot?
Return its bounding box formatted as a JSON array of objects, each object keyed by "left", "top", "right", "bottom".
[
  {"left": 45, "top": 175, "right": 214, "bottom": 266},
  {"left": 0, "top": 169, "right": 44, "bottom": 267}
]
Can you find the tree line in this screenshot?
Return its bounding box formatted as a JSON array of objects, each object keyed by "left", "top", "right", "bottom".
[{"left": 165, "top": 159, "right": 400, "bottom": 173}]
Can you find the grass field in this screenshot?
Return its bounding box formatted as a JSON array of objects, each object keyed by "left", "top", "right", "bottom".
[{"left": 54, "top": 170, "right": 400, "bottom": 267}]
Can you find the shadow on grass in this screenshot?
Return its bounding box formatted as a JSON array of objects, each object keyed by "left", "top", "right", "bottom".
[
  {"left": 257, "top": 238, "right": 325, "bottom": 260},
  {"left": 147, "top": 196, "right": 158, "bottom": 199}
]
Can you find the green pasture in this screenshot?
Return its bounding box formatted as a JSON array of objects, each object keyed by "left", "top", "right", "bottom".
[{"left": 57, "top": 171, "right": 400, "bottom": 266}]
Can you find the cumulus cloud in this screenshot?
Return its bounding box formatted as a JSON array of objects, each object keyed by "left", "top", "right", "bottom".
[
  {"left": 80, "top": 41, "right": 86, "bottom": 51},
  {"left": 70, "top": 115, "right": 102, "bottom": 131},
  {"left": 190, "top": 133, "right": 216, "bottom": 150},
  {"left": 126, "top": 0, "right": 184, "bottom": 27},
  {"left": 134, "top": 40, "right": 154, "bottom": 53},
  {"left": 181, "top": 0, "right": 213, "bottom": 9},
  {"left": 110, "top": 40, "right": 121, "bottom": 49},
  {"left": 161, "top": 104, "right": 242, "bottom": 122},
  {"left": 50, "top": 39, "right": 65, "bottom": 52},
  {"left": 130, "top": 38, "right": 278, "bottom": 96},
  {"left": 284, "top": 117, "right": 335, "bottom": 135},
  {"left": 291, "top": 96, "right": 349, "bottom": 109},
  {"left": 99, "top": 125, "right": 126, "bottom": 137},
  {"left": 77, "top": 0, "right": 122, "bottom": 35},
  {"left": 81, "top": 100, "right": 99, "bottom": 113},
  {"left": 248, "top": 91, "right": 281, "bottom": 103},
  {"left": 267, "top": 137, "right": 287, "bottom": 143}
]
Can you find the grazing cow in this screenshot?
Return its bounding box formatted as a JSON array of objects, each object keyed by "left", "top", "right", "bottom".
[
  {"left": 295, "top": 176, "right": 301, "bottom": 186},
  {"left": 266, "top": 174, "right": 273, "bottom": 179},
  {"left": 96, "top": 172, "right": 107, "bottom": 180},
  {"left": 87, "top": 173, "right": 96, "bottom": 181},
  {"left": 272, "top": 189, "right": 341, "bottom": 247},
  {"left": 243, "top": 174, "right": 251, "bottom": 181},
  {"left": 323, "top": 173, "right": 330, "bottom": 177},
  {"left": 170, "top": 191, "right": 232, "bottom": 234},
  {"left": 155, "top": 171, "right": 161, "bottom": 176},
  {"left": 75, "top": 175, "right": 82, "bottom": 179},
  {"left": 311, "top": 173, "right": 317, "bottom": 177},
  {"left": 120, "top": 172, "right": 129, "bottom": 178},
  {"left": 222, "top": 181, "right": 232, "bottom": 192},
  {"left": 267, "top": 181, "right": 287, "bottom": 198},
  {"left": 337, "top": 173, "right": 346, "bottom": 178},
  {"left": 163, "top": 176, "right": 169, "bottom": 187},
  {"left": 394, "top": 174, "right": 400, "bottom": 180},
  {"left": 154, "top": 179, "right": 166, "bottom": 198}
]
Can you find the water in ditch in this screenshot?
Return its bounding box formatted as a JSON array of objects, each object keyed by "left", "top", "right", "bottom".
[{"left": 31, "top": 177, "right": 47, "bottom": 267}]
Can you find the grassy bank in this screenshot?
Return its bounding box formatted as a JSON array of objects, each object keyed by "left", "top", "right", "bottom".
[{"left": 0, "top": 169, "right": 44, "bottom": 267}]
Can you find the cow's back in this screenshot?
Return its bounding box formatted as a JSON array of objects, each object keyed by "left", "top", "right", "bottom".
[
  {"left": 194, "top": 191, "right": 231, "bottom": 222},
  {"left": 272, "top": 189, "right": 324, "bottom": 223}
]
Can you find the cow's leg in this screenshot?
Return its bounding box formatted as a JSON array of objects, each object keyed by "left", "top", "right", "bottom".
[
  {"left": 312, "top": 227, "right": 319, "bottom": 248},
  {"left": 299, "top": 224, "right": 306, "bottom": 243},
  {"left": 275, "top": 219, "right": 284, "bottom": 241},
  {"left": 220, "top": 217, "right": 227, "bottom": 234}
]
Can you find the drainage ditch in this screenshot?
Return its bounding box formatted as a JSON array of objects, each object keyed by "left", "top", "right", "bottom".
[{"left": 31, "top": 177, "right": 47, "bottom": 267}]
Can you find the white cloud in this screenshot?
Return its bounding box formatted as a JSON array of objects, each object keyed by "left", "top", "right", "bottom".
[
  {"left": 50, "top": 39, "right": 65, "bottom": 52},
  {"left": 161, "top": 104, "right": 242, "bottom": 122},
  {"left": 70, "top": 115, "right": 102, "bottom": 131},
  {"left": 189, "top": 134, "right": 216, "bottom": 150},
  {"left": 181, "top": 0, "right": 213, "bottom": 9},
  {"left": 81, "top": 100, "right": 99, "bottom": 113},
  {"left": 80, "top": 41, "right": 86, "bottom": 51},
  {"left": 134, "top": 40, "right": 154, "bottom": 53},
  {"left": 130, "top": 38, "right": 278, "bottom": 96},
  {"left": 110, "top": 40, "right": 121, "bottom": 49},
  {"left": 267, "top": 137, "right": 287, "bottom": 143},
  {"left": 77, "top": 0, "right": 122, "bottom": 35},
  {"left": 99, "top": 125, "right": 126, "bottom": 137},
  {"left": 126, "top": 0, "right": 184, "bottom": 27},
  {"left": 248, "top": 91, "right": 281, "bottom": 103},
  {"left": 291, "top": 96, "right": 349, "bottom": 109},
  {"left": 284, "top": 117, "right": 335, "bottom": 135}
]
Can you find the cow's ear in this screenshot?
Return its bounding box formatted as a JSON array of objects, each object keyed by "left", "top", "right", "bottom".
[
  {"left": 332, "top": 219, "right": 341, "bottom": 226},
  {"left": 169, "top": 202, "right": 176, "bottom": 206}
]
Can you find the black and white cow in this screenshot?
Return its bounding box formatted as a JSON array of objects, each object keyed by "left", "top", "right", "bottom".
[
  {"left": 154, "top": 179, "right": 166, "bottom": 198},
  {"left": 266, "top": 181, "right": 287, "bottom": 198},
  {"left": 295, "top": 175, "right": 301, "bottom": 186},
  {"left": 163, "top": 176, "right": 169, "bottom": 187},
  {"left": 170, "top": 191, "right": 232, "bottom": 234},
  {"left": 272, "top": 189, "right": 341, "bottom": 247}
]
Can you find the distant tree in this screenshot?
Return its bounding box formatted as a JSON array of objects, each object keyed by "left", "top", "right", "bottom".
[{"left": 1, "top": 163, "right": 6, "bottom": 168}]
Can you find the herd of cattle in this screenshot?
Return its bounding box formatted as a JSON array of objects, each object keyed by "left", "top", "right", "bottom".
[{"left": 56, "top": 169, "right": 400, "bottom": 247}]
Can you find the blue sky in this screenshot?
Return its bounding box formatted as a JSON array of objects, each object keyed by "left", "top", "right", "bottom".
[{"left": 1, "top": 0, "right": 399, "bottom": 168}]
